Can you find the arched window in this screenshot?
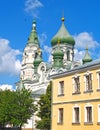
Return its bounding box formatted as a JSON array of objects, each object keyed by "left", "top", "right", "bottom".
[{"left": 67, "top": 50, "right": 70, "bottom": 61}]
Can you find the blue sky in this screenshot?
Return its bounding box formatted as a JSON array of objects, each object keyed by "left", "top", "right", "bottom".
[{"left": 0, "top": 0, "right": 100, "bottom": 89}]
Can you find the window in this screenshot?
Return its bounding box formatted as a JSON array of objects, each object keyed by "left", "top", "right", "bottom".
[
  {"left": 58, "top": 108, "right": 63, "bottom": 124},
  {"left": 85, "top": 106, "right": 92, "bottom": 123},
  {"left": 73, "top": 76, "right": 80, "bottom": 93},
  {"left": 97, "top": 72, "right": 100, "bottom": 90},
  {"left": 85, "top": 73, "right": 92, "bottom": 91},
  {"left": 98, "top": 105, "right": 100, "bottom": 123},
  {"left": 73, "top": 107, "right": 80, "bottom": 123},
  {"left": 67, "top": 50, "right": 70, "bottom": 61},
  {"left": 58, "top": 81, "right": 64, "bottom": 96}
]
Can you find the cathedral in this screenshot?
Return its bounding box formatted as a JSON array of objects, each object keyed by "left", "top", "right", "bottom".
[{"left": 16, "top": 17, "right": 92, "bottom": 130}]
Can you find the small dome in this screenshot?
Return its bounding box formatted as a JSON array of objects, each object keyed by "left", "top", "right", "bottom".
[
  {"left": 82, "top": 48, "right": 92, "bottom": 64},
  {"left": 51, "top": 18, "right": 75, "bottom": 46}
]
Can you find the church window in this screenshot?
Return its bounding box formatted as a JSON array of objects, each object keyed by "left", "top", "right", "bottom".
[
  {"left": 58, "top": 108, "right": 63, "bottom": 124},
  {"left": 58, "top": 81, "right": 64, "bottom": 96},
  {"left": 67, "top": 50, "right": 70, "bottom": 61}
]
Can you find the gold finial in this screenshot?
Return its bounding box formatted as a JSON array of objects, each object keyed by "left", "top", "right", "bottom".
[{"left": 61, "top": 17, "right": 65, "bottom": 21}]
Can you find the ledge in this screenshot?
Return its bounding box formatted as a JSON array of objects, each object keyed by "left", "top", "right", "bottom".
[
  {"left": 57, "top": 122, "right": 63, "bottom": 125},
  {"left": 58, "top": 94, "right": 64, "bottom": 97},
  {"left": 84, "top": 90, "right": 93, "bottom": 93},
  {"left": 72, "top": 122, "right": 80, "bottom": 125},
  {"left": 72, "top": 92, "right": 81, "bottom": 95},
  {"left": 97, "top": 89, "right": 100, "bottom": 92},
  {"left": 97, "top": 122, "right": 100, "bottom": 125},
  {"left": 84, "top": 122, "right": 93, "bottom": 125}
]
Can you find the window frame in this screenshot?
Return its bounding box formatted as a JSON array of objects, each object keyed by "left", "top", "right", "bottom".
[
  {"left": 58, "top": 108, "right": 64, "bottom": 124},
  {"left": 72, "top": 74, "right": 81, "bottom": 94},
  {"left": 97, "top": 72, "right": 100, "bottom": 91},
  {"left": 84, "top": 72, "right": 93, "bottom": 92},
  {"left": 58, "top": 81, "right": 64, "bottom": 96},
  {"left": 72, "top": 106, "right": 80, "bottom": 124},
  {"left": 84, "top": 105, "right": 93, "bottom": 124}
]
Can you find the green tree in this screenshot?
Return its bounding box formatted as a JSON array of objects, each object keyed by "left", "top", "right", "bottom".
[
  {"left": 36, "top": 81, "right": 52, "bottom": 130},
  {"left": 0, "top": 87, "right": 36, "bottom": 129},
  {"left": 11, "top": 87, "right": 36, "bottom": 128},
  {"left": 0, "top": 89, "right": 15, "bottom": 127}
]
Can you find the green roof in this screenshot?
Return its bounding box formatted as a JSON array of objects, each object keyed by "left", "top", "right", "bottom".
[
  {"left": 27, "top": 20, "right": 39, "bottom": 46},
  {"left": 51, "top": 18, "right": 75, "bottom": 46}
]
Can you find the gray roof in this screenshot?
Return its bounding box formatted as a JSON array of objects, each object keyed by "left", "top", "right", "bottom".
[{"left": 50, "top": 58, "right": 100, "bottom": 79}]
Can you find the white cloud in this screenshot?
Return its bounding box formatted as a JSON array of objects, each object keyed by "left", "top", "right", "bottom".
[
  {"left": 73, "top": 32, "right": 100, "bottom": 61},
  {"left": 0, "top": 38, "right": 22, "bottom": 75},
  {"left": 74, "top": 32, "right": 99, "bottom": 49},
  {"left": 74, "top": 49, "right": 85, "bottom": 62},
  {"left": 0, "top": 84, "right": 14, "bottom": 90},
  {"left": 25, "top": 0, "right": 43, "bottom": 18},
  {"left": 39, "top": 33, "right": 47, "bottom": 46}
]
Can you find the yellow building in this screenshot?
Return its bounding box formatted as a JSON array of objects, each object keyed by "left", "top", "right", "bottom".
[{"left": 51, "top": 57, "right": 100, "bottom": 130}]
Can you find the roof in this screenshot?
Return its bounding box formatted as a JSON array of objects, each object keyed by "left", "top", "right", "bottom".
[
  {"left": 51, "top": 17, "right": 75, "bottom": 46},
  {"left": 50, "top": 58, "right": 100, "bottom": 79}
]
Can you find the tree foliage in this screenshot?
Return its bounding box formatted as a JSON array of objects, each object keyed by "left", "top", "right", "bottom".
[
  {"left": 0, "top": 87, "right": 36, "bottom": 128},
  {"left": 36, "top": 81, "right": 52, "bottom": 130}
]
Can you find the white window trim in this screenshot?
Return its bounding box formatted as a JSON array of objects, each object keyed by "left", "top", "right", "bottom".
[
  {"left": 58, "top": 108, "right": 63, "bottom": 124},
  {"left": 84, "top": 104, "right": 93, "bottom": 123},
  {"left": 72, "top": 105, "right": 81, "bottom": 123},
  {"left": 72, "top": 74, "right": 80, "bottom": 93},
  {"left": 84, "top": 72, "right": 93, "bottom": 91},
  {"left": 97, "top": 72, "right": 100, "bottom": 90},
  {"left": 98, "top": 104, "right": 100, "bottom": 122},
  {"left": 58, "top": 81, "right": 64, "bottom": 95}
]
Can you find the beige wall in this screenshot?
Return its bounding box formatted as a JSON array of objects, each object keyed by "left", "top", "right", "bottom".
[{"left": 51, "top": 67, "right": 100, "bottom": 130}]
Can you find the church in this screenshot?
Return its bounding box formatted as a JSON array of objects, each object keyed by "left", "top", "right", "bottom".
[{"left": 16, "top": 17, "right": 95, "bottom": 130}]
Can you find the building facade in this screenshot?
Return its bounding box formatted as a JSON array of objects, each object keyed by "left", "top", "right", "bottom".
[
  {"left": 51, "top": 58, "right": 100, "bottom": 130},
  {"left": 17, "top": 17, "right": 82, "bottom": 130}
]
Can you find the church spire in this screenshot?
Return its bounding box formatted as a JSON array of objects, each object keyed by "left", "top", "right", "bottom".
[{"left": 27, "top": 20, "right": 39, "bottom": 46}]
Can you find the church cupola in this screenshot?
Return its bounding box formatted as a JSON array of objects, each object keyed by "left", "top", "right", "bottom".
[
  {"left": 52, "top": 40, "right": 64, "bottom": 68},
  {"left": 27, "top": 20, "right": 39, "bottom": 46},
  {"left": 82, "top": 47, "right": 92, "bottom": 64},
  {"left": 51, "top": 17, "right": 75, "bottom": 46},
  {"left": 34, "top": 48, "right": 42, "bottom": 73}
]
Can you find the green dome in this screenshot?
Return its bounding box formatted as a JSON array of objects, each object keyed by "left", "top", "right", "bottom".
[
  {"left": 51, "top": 18, "right": 75, "bottom": 46},
  {"left": 82, "top": 48, "right": 92, "bottom": 64}
]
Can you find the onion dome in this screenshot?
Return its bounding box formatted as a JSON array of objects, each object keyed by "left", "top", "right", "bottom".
[
  {"left": 27, "top": 20, "right": 39, "bottom": 46},
  {"left": 82, "top": 48, "right": 92, "bottom": 64},
  {"left": 51, "top": 17, "right": 75, "bottom": 46},
  {"left": 52, "top": 40, "right": 64, "bottom": 68}
]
